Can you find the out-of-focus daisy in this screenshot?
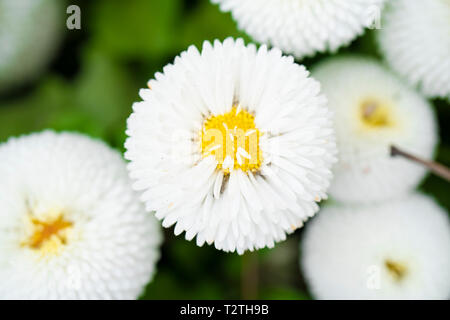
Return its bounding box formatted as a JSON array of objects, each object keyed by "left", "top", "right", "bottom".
[
  {"left": 0, "top": 0, "right": 63, "bottom": 92},
  {"left": 301, "top": 193, "right": 450, "bottom": 300},
  {"left": 313, "top": 56, "right": 437, "bottom": 204},
  {"left": 211, "top": 0, "right": 386, "bottom": 59},
  {"left": 0, "top": 131, "right": 161, "bottom": 299},
  {"left": 125, "top": 38, "right": 337, "bottom": 254},
  {"left": 378, "top": 0, "right": 450, "bottom": 100}
]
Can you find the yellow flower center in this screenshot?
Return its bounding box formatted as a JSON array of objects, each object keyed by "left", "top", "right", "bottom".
[
  {"left": 200, "top": 106, "right": 263, "bottom": 173},
  {"left": 360, "top": 99, "right": 393, "bottom": 128},
  {"left": 22, "top": 213, "right": 73, "bottom": 256},
  {"left": 385, "top": 259, "right": 408, "bottom": 282}
]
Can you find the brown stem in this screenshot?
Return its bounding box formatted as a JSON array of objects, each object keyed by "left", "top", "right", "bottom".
[
  {"left": 241, "top": 252, "right": 259, "bottom": 300},
  {"left": 390, "top": 145, "right": 450, "bottom": 182}
]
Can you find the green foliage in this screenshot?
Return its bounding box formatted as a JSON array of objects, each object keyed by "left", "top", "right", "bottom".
[
  {"left": 0, "top": 47, "right": 137, "bottom": 150},
  {"left": 260, "top": 287, "right": 311, "bottom": 300},
  {"left": 177, "top": 0, "right": 251, "bottom": 49},
  {"left": 89, "top": 0, "right": 183, "bottom": 59}
]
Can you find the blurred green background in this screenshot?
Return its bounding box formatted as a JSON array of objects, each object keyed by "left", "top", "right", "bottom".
[{"left": 0, "top": 0, "right": 448, "bottom": 300}]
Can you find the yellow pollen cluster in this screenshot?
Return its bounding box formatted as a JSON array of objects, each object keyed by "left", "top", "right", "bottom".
[
  {"left": 385, "top": 259, "right": 408, "bottom": 282},
  {"left": 360, "top": 100, "right": 393, "bottom": 128},
  {"left": 22, "top": 214, "right": 73, "bottom": 255},
  {"left": 201, "top": 106, "right": 263, "bottom": 173}
]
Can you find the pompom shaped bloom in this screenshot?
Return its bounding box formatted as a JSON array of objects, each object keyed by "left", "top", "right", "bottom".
[
  {"left": 378, "top": 0, "right": 450, "bottom": 100},
  {"left": 211, "top": 0, "right": 386, "bottom": 59},
  {"left": 0, "top": 131, "right": 161, "bottom": 299},
  {"left": 0, "top": 0, "right": 63, "bottom": 92},
  {"left": 302, "top": 193, "right": 450, "bottom": 300},
  {"left": 312, "top": 56, "right": 437, "bottom": 204},
  {"left": 125, "top": 38, "right": 337, "bottom": 254}
]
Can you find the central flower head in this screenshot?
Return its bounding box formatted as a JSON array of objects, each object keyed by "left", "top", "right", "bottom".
[
  {"left": 200, "top": 106, "right": 263, "bottom": 173},
  {"left": 360, "top": 99, "right": 394, "bottom": 129},
  {"left": 385, "top": 259, "right": 408, "bottom": 282},
  {"left": 22, "top": 212, "right": 73, "bottom": 256}
]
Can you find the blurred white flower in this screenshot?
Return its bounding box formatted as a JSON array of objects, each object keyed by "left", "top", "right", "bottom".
[
  {"left": 378, "top": 0, "right": 450, "bottom": 100},
  {"left": 301, "top": 193, "right": 450, "bottom": 300},
  {"left": 125, "top": 38, "right": 337, "bottom": 254},
  {"left": 0, "top": 131, "right": 161, "bottom": 299},
  {"left": 211, "top": 0, "right": 386, "bottom": 59},
  {"left": 313, "top": 56, "right": 437, "bottom": 204},
  {"left": 0, "top": 0, "right": 63, "bottom": 92}
]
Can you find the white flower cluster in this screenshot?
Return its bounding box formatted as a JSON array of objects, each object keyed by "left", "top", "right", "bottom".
[
  {"left": 0, "top": 131, "right": 162, "bottom": 299},
  {"left": 0, "top": 0, "right": 448, "bottom": 301},
  {"left": 301, "top": 56, "right": 450, "bottom": 299}
]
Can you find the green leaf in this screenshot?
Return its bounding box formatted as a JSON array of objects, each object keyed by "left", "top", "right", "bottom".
[
  {"left": 72, "top": 48, "right": 138, "bottom": 148},
  {"left": 178, "top": 1, "right": 251, "bottom": 50},
  {"left": 0, "top": 77, "right": 71, "bottom": 142},
  {"left": 89, "top": 0, "right": 182, "bottom": 60}
]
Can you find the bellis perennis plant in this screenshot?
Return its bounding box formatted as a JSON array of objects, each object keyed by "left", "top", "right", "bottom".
[
  {"left": 302, "top": 193, "right": 450, "bottom": 300},
  {"left": 211, "top": 0, "right": 387, "bottom": 59},
  {"left": 0, "top": 131, "right": 161, "bottom": 299},
  {"left": 125, "top": 38, "right": 337, "bottom": 254},
  {"left": 378, "top": 0, "right": 450, "bottom": 100},
  {"left": 312, "top": 56, "right": 437, "bottom": 204}
]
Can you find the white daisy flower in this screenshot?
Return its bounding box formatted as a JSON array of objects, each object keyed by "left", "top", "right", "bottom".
[
  {"left": 211, "top": 0, "right": 387, "bottom": 59},
  {"left": 0, "top": 131, "right": 162, "bottom": 299},
  {"left": 125, "top": 38, "right": 337, "bottom": 254},
  {"left": 0, "top": 0, "right": 63, "bottom": 93},
  {"left": 301, "top": 193, "right": 450, "bottom": 300},
  {"left": 377, "top": 0, "right": 450, "bottom": 100},
  {"left": 312, "top": 56, "right": 437, "bottom": 204}
]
